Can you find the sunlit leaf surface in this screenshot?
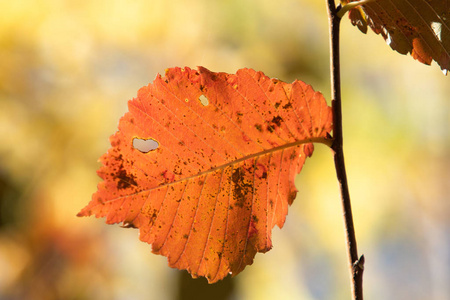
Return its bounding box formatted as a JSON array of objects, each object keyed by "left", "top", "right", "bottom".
[{"left": 78, "top": 67, "right": 333, "bottom": 282}]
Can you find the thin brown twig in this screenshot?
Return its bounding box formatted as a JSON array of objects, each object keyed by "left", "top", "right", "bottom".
[{"left": 325, "top": 1, "right": 364, "bottom": 299}]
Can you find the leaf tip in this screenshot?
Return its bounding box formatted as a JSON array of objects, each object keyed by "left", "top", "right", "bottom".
[{"left": 76, "top": 208, "right": 90, "bottom": 218}]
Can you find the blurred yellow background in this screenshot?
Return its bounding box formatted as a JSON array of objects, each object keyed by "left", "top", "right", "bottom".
[{"left": 0, "top": 1, "right": 448, "bottom": 299}]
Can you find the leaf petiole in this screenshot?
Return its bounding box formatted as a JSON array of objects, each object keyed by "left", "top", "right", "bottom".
[{"left": 337, "top": 0, "right": 375, "bottom": 19}]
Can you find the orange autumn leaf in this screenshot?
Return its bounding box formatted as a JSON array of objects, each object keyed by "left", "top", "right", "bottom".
[
  {"left": 342, "top": 0, "right": 450, "bottom": 75},
  {"left": 78, "top": 67, "right": 333, "bottom": 283}
]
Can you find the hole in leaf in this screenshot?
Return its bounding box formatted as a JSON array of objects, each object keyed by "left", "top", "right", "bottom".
[
  {"left": 199, "top": 94, "right": 209, "bottom": 106},
  {"left": 431, "top": 22, "right": 442, "bottom": 42},
  {"left": 132, "top": 138, "right": 159, "bottom": 153}
]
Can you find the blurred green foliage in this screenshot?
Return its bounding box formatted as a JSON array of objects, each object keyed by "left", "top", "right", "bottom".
[{"left": 0, "top": 1, "right": 448, "bottom": 299}]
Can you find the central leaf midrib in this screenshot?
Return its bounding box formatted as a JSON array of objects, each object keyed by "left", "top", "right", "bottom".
[{"left": 152, "top": 136, "right": 329, "bottom": 190}]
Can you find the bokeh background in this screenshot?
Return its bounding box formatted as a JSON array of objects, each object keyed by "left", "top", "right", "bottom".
[{"left": 0, "top": 1, "right": 449, "bottom": 299}]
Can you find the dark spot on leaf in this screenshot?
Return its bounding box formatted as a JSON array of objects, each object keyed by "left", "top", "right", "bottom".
[
  {"left": 231, "top": 167, "right": 253, "bottom": 208},
  {"left": 290, "top": 152, "right": 297, "bottom": 160},
  {"left": 148, "top": 210, "right": 158, "bottom": 225},
  {"left": 282, "top": 102, "right": 292, "bottom": 109},
  {"left": 271, "top": 116, "right": 283, "bottom": 127},
  {"left": 173, "top": 165, "right": 183, "bottom": 176},
  {"left": 183, "top": 234, "right": 189, "bottom": 239},
  {"left": 116, "top": 169, "right": 138, "bottom": 190},
  {"left": 274, "top": 102, "right": 281, "bottom": 109},
  {"left": 236, "top": 111, "right": 243, "bottom": 124},
  {"left": 255, "top": 124, "right": 263, "bottom": 132},
  {"left": 110, "top": 139, "right": 120, "bottom": 147}
]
